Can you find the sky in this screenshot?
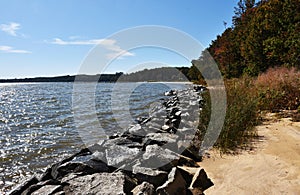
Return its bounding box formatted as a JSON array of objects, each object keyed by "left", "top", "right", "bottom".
[{"left": 0, "top": 0, "right": 239, "bottom": 79}]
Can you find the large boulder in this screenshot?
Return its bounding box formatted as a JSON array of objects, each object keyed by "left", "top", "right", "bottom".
[
  {"left": 62, "top": 172, "right": 137, "bottom": 195},
  {"left": 132, "top": 162, "right": 168, "bottom": 187},
  {"left": 142, "top": 144, "right": 180, "bottom": 171},
  {"left": 105, "top": 145, "right": 140, "bottom": 167},
  {"left": 156, "top": 167, "right": 187, "bottom": 195}
]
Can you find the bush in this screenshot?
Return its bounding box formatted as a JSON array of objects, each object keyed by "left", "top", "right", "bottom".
[{"left": 255, "top": 67, "right": 300, "bottom": 111}]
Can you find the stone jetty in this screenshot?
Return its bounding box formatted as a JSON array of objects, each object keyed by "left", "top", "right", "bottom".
[{"left": 9, "top": 85, "right": 213, "bottom": 195}]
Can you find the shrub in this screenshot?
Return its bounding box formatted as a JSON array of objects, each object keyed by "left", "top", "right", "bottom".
[{"left": 255, "top": 67, "right": 300, "bottom": 111}]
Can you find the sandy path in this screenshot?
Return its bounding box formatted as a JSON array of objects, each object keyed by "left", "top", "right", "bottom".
[{"left": 200, "top": 115, "right": 300, "bottom": 195}]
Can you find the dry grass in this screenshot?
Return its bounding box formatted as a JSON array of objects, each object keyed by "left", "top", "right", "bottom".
[
  {"left": 199, "top": 76, "right": 258, "bottom": 153},
  {"left": 255, "top": 67, "right": 300, "bottom": 111}
]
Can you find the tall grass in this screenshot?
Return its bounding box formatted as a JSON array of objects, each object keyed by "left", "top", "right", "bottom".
[{"left": 199, "top": 77, "right": 258, "bottom": 153}]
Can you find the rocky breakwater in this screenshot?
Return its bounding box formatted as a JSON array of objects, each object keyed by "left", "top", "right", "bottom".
[{"left": 9, "top": 85, "right": 213, "bottom": 195}]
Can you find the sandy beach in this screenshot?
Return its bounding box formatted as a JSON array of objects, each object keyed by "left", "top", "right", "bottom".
[{"left": 200, "top": 114, "right": 300, "bottom": 194}]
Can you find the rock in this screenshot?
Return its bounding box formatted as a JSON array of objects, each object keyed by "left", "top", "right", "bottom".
[
  {"left": 189, "top": 168, "right": 214, "bottom": 192},
  {"left": 128, "top": 124, "right": 146, "bottom": 136},
  {"left": 103, "top": 137, "right": 133, "bottom": 147},
  {"left": 177, "top": 166, "right": 199, "bottom": 185},
  {"left": 39, "top": 148, "right": 95, "bottom": 180},
  {"left": 147, "top": 119, "right": 165, "bottom": 128},
  {"left": 177, "top": 155, "right": 200, "bottom": 167},
  {"left": 142, "top": 139, "right": 167, "bottom": 151},
  {"left": 63, "top": 172, "right": 137, "bottom": 195},
  {"left": 156, "top": 167, "right": 187, "bottom": 195},
  {"left": 109, "top": 134, "right": 119, "bottom": 139},
  {"left": 87, "top": 142, "right": 106, "bottom": 153},
  {"left": 145, "top": 133, "right": 178, "bottom": 144},
  {"left": 131, "top": 182, "right": 155, "bottom": 195},
  {"left": 31, "top": 185, "right": 62, "bottom": 195},
  {"left": 142, "top": 145, "right": 180, "bottom": 171},
  {"left": 105, "top": 145, "right": 140, "bottom": 167},
  {"left": 161, "top": 125, "right": 170, "bottom": 131},
  {"left": 9, "top": 176, "right": 39, "bottom": 195},
  {"left": 181, "top": 147, "right": 202, "bottom": 162},
  {"left": 21, "top": 179, "right": 60, "bottom": 195},
  {"left": 60, "top": 173, "right": 79, "bottom": 183},
  {"left": 177, "top": 166, "right": 214, "bottom": 193},
  {"left": 52, "top": 191, "right": 65, "bottom": 195},
  {"left": 121, "top": 132, "right": 145, "bottom": 143},
  {"left": 133, "top": 162, "right": 168, "bottom": 187},
  {"left": 188, "top": 188, "right": 205, "bottom": 195},
  {"left": 143, "top": 133, "right": 179, "bottom": 151},
  {"left": 55, "top": 155, "right": 110, "bottom": 178},
  {"left": 136, "top": 117, "right": 151, "bottom": 125},
  {"left": 164, "top": 90, "right": 176, "bottom": 96},
  {"left": 91, "top": 151, "right": 106, "bottom": 161},
  {"left": 175, "top": 111, "right": 181, "bottom": 117}
]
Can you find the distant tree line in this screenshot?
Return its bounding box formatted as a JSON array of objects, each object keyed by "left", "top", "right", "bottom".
[
  {"left": 0, "top": 68, "right": 191, "bottom": 83},
  {"left": 119, "top": 67, "right": 191, "bottom": 82},
  {"left": 0, "top": 73, "right": 124, "bottom": 83},
  {"left": 189, "top": 0, "right": 300, "bottom": 79}
]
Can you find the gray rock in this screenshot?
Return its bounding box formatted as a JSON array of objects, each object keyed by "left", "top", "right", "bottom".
[
  {"left": 156, "top": 167, "right": 187, "bottom": 195},
  {"left": 60, "top": 173, "right": 79, "bottom": 183},
  {"left": 143, "top": 133, "right": 179, "bottom": 151},
  {"left": 21, "top": 179, "right": 60, "bottom": 195},
  {"left": 131, "top": 182, "right": 155, "bottom": 195},
  {"left": 31, "top": 185, "right": 62, "bottom": 195},
  {"left": 9, "top": 176, "right": 38, "bottom": 195},
  {"left": 142, "top": 144, "right": 180, "bottom": 171},
  {"left": 121, "top": 132, "right": 145, "bottom": 143},
  {"left": 136, "top": 117, "right": 151, "bottom": 125},
  {"left": 145, "top": 133, "right": 178, "bottom": 144},
  {"left": 132, "top": 162, "right": 168, "bottom": 187},
  {"left": 128, "top": 124, "right": 146, "bottom": 136},
  {"left": 63, "top": 172, "right": 137, "bottom": 195},
  {"left": 91, "top": 151, "right": 106, "bottom": 161},
  {"left": 161, "top": 125, "right": 170, "bottom": 131},
  {"left": 52, "top": 191, "right": 65, "bottom": 195},
  {"left": 103, "top": 137, "right": 133, "bottom": 147},
  {"left": 164, "top": 90, "right": 177, "bottom": 96},
  {"left": 55, "top": 155, "right": 110, "bottom": 178},
  {"left": 105, "top": 145, "right": 140, "bottom": 167}
]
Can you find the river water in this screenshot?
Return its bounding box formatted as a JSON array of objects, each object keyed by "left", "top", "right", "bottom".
[{"left": 0, "top": 82, "right": 189, "bottom": 192}]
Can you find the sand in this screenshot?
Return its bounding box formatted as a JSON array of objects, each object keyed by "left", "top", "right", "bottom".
[{"left": 199, "top": 114, "right": 300, "bottom": 195}]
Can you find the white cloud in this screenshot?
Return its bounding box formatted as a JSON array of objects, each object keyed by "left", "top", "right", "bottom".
[
  {"left": 50, "top": 38, "right": 134, "bottom": 59},
  {"left": 0, "top": 22, "right": 21, "bottom": 36},
  {"left": 0, "top": 45, "right": 31, "bottom": 54}
]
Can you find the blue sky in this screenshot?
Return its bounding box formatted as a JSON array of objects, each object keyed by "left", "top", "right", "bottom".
[{"left": 0, "top": 0, "right": 238, "bottom": 79}]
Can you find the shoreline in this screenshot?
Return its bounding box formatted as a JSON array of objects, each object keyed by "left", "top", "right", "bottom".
[
  {"left": 199, "top": 113, "right": 300, "bottom": 194},
  {"left": 6, "top": 86, "right": 214, "bottom": 194}
]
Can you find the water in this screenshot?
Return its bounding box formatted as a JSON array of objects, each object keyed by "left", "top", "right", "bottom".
[{"left": 0, "top": 82, "right": 189, "bottom": 192}]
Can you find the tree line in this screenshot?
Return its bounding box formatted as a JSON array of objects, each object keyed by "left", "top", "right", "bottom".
[{"left": 189, "top": 0, "right": 300, "bottom": 79}]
